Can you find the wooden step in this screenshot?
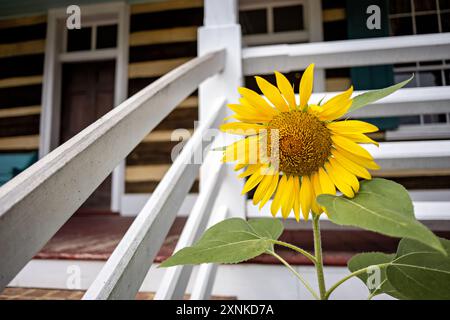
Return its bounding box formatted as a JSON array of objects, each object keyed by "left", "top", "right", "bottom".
[{"left": 0, "top": 287, "right": 235, "bottom": 300}]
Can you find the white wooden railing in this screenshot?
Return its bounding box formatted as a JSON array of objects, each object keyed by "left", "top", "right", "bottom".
[{"left": 0, "top": 0, "right": 450, "bottom": 300}]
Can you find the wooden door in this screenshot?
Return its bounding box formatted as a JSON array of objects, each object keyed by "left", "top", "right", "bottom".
[{"left": 60, "top": 60, "right": 115, "bottom": 210}]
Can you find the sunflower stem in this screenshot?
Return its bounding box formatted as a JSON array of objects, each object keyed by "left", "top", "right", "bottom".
[
  {"left": 312, "top": 214, "right": 327, "bottom": 300},
  {"left": 270, "top": 240, "right": 317, "bottom": 264},
  {"left": 268, "top": 250, "right": 320, "bottom": 300}
]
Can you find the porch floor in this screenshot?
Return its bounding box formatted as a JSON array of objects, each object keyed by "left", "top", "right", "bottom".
[{"left": 31, "top": 213, "right": 450, "bottom": 267}]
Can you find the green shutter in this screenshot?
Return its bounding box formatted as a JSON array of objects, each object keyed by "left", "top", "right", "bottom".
[{"left": 346, "top": 0, "right": 399, "bottom": 130}]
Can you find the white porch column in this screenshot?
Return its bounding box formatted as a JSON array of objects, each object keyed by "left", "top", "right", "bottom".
[{"left": 198, "top": 0, "right": 246, "bottom": 219}]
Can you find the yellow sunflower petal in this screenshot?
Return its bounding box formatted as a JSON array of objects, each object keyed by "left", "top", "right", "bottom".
[
  {"left": 255, "top": 76, "right": 290, "bottom": 112},
  {"left": 253, "top": 170, "right": 276, "bottom": 205},
  {"left": 336, "top": 147, "right": 380, "bottom": 170},
  {"left": 332, "top": 135, "right": 373, "bottom": 159},
  {"left": 242, "top": 167, "right": 266, "bottom": 194},
  {"left": 275, "top": 71, "right": 296, "bottom": 110},
  {"left": 260, "top": 172, "right": 279, "bottom": 209},
  {"left": 223, "top": 136, "right": 260, "bottom": 164},
  {"left": 324, "top": 161, "right": 354, "bottom": 198},
  {"left": 300, "top": 175, "right": 312, "bottom": 220},
  {"left": 328, "top": 158, "right": 360, "bottom": 194},
  {"left": 227, "top": 104, "right": 272, "bottom": 123},
  {"left": 310, "top": 172, "right": 323, "bottom": 214},
  {"left": 337, "top": 132, "right": 379, "bottom": 147},
  {"left": 281, "top": 176, "right": 295, "bottom": 219},
  {"left": 238, "top": 164, "right": 263, "bottom": 178},
  {"left": 234, "top": 163, "right": 247, "bottom": 171},
  {"left": 321, "top": 86, "right": 353, "bottom": 111},
  {"left": 332, "top": 149, "right": 372, "bottom": 180},
  {"left": 220, "top": 122, "right": 266, "bottom": 135},
  {"left": 271, "top": 175, "right": 287, "bottom": 216},
  {"left": 238, "top": 87, "right": 278, "bottom": 117},
  {"left": 327, "top": 120, "right": 378, "bottom": 134},
  {"left": 299, "top": 64, "right": 314, "bottom": 109},
  {"left": 319, "top": 99, "right": 353, "bottom": 121},
  {"left": 318, "top": 167, "right": 336, "bottom": 195},
  {"left": 292, "top": 176, "right": 301, "bottom": 222}
]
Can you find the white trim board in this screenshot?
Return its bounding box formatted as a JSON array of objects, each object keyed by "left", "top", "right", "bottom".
[
  {"left": 121, "top": 193, "right": 199, "bottom": 217},
  {"left": 40, "top": 2, "right": 129, "bottom": 213},
  {"left": 9, "top": 259, "right": 392, "bottom": 300},
  {"left": 247, "top": 199, "right": 450, "bottom": 221}
]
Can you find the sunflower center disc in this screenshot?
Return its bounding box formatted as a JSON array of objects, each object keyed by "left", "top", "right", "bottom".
[{"left": 267, "top": 110, "right": 332, "bottom": 176}]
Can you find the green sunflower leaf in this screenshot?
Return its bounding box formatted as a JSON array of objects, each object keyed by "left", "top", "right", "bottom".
[
  {"left": 159, "top": 218, "right": 283, "bottom": 267},
  {"left": 387, "top": 251, "right": 450, "bottom": 300},
  {"left": 348, "top": 252, "right": 407, "bottom": 299},
  {"left": 383, "top": 237, "right": 450, "bottom": 300},
  {"left": 317, "top": 178, "right": 445, "bottom": 255},
  {"left": 348, "top": 75, "right": 413, "bottom": 113}
]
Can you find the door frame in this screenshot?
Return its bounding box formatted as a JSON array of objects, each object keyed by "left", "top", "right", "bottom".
[{"left": 40, "top": 2, "right": 129, "bottom": 213}]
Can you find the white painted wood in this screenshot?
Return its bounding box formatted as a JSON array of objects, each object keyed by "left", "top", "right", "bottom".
[
  {"left": 154, "top": 162, "right": 226, "bottom": 300},
  {"left": 59, "top": 49, "right": 118, "bottom": 62},
  {"left": 82, "top": 97, "right": 226, "bottom": 300},
  {"left": 0, "top": 50, "right": 226, "bottom": 292},
  {"left": 247, "top": 200, "right": 450, "bottom": 221},
  {"left": 199, "top": 0, "right": 247, "bottom": 220},
  {"left": 10, "top": 259, "right": 394, "bottom": 300},
  {"left": 190, "top": 205, "right": 229, "bottom": 300},
  {"left": 242, "top": 33, "right": 450, "bottom": 75},
  {"left": 41, "top": 2, "right": 131, "bottom": 214},
  {"left": 386, "top": 124, "right": 450, "bottom": 141},
  {"left": 121, "top": 194, "right": 198, "bottom": 217},
  {"left": 39, "top": 10, "right": 62, "bottom": 158},
  {"left": 306, "top": 0, "right": 325, "bottom": 92},
  {"left": 111, "top": 4, "right": 130, "bottom": 213}
]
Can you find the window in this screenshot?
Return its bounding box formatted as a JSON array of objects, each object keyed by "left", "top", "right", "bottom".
[
  {"left": 65, "top": 23, "right": 118, "bottom": 52},
  {"left": 239, "top": 0, "right": 307, "bottom": 46},
  {"left": 389, "top": 0, "right": 450, "bottom": 124}
]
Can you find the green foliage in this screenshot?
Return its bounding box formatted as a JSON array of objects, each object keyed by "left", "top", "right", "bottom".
[
  {"left": 348, "top": 75, "right": 413, "bottom": 113},
  {"left": 386, "top": 238, "right": 450, "bottom": 300},
  {"left": 348, "top": 252, "right": 407, "bottom": 299},
  {"left": 160, "top": 218, "right": 283, "bottom": 267},
  {"left": 317, "top": 178, "right": 445, "bottom": 254}
]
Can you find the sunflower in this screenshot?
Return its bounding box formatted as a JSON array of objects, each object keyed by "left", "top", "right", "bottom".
[{"left": 220, "top": 64, "right": 380, "bottom": 221}]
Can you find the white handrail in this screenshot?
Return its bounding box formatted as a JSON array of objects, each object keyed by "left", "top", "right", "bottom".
[
  {"left": 83, "top": 97, "right": 226, "bottom": 300},
  {"left": 0, "top": 49, "right": 226, "bottom": 291},
  {"left": 243, "top": 33, "right": 450, "bottom": 75},
  {"left": 154, "top": 158, "right": 225, "bottom": 300}
]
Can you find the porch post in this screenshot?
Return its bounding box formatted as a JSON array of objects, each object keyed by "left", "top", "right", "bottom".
[{"left": 198, "top": 0, "right": 246, "bottom": 218}]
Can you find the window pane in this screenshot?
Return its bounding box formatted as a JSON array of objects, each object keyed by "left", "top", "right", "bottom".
[
  {"left": 390, "top": 16, "right": 413, "bottom": 35},
  {"left": 239, "top": 9, "right": 267, "bottom": 35},
  {"left": 440, "top": 0, "right": 450, "bottom": 10},
  {"left": 442, "top": 13, "right": 450, "bottom": 32},
  {"left": 423, "top": 114, "right": 447, "bottom": 123},
  {"left": 399, "top": 115, "right": 421, "bottom": 124},
  {"left": 418, "top": 70, "right": 443, "bottom": 86},
  {"left": 96, "top": 25, "right": 118, "bottom": 49},
  {"left": 395, "top": 72, "right": 417, "bottom": 87},
  {"left": 67, "top": 27, "right": 92, "bottom": 52},
  {"left": 415, "top": 14, "right": 439, "bottom": 34},
  {"left": 390, "top": 0, "right": 412, "bottom": 14},
  {"left": 273, "top": 5, "right": 304, "bottom": 32},
  {"left": 414, "top": 0, "right": 437, "bottom": 11},
  {"left": 445, "top": 69, "right": 450, "bottom": 85}
]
